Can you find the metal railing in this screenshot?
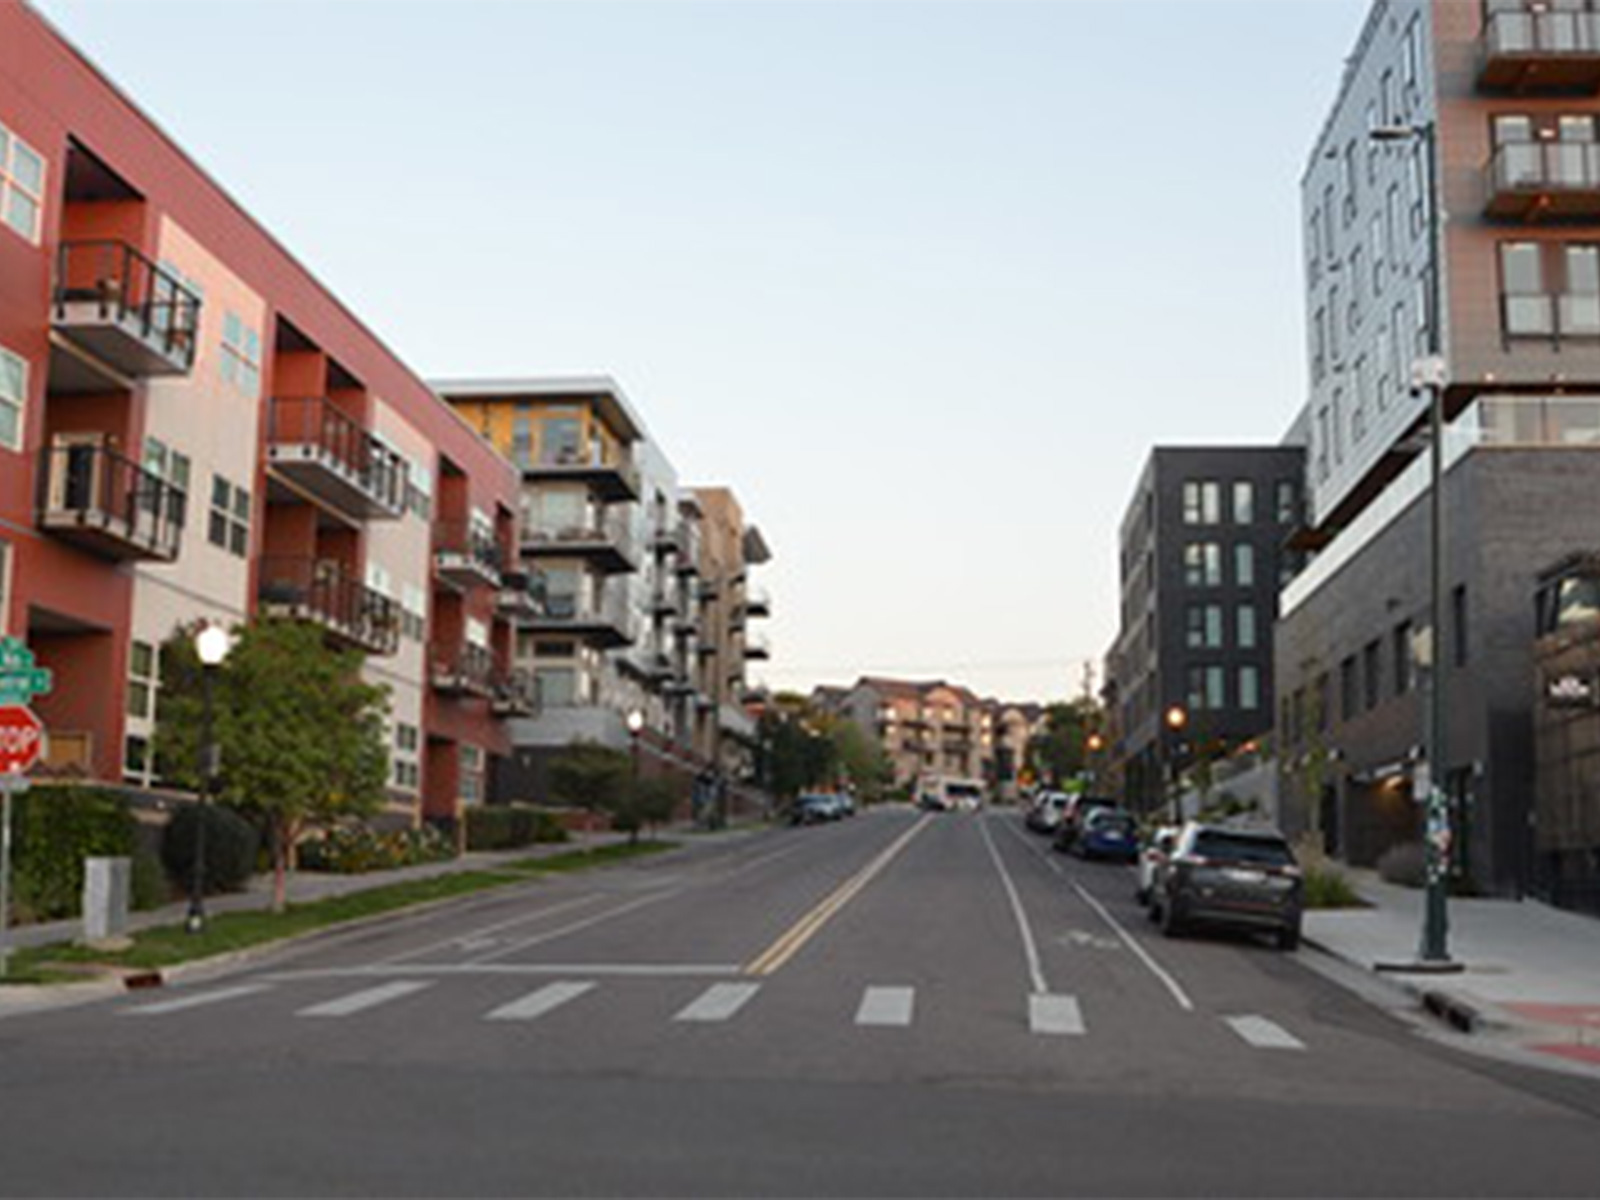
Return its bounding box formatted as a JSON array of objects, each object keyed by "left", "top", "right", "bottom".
[
  {"left": 53, "top": 239, "right": 202, "bottom": 370},
  {"left": 256, "top": 556, "right": 400, "bottom": 655},
  {"left": 1490, "top": 141, "right": 1600, "bottom": 192},
  {"left": 433, "top": 520, "right": 503, "bottom": 573},
  {"left": 432, "top": 641, "right": 495, "bottom": 692},
  {"left": 520, "top": 511, "right": 637, "bottom": 559},
  {"left": 38, "top": 440, "right": 186, "bottom": 556},
  {"left": 267, "top": 397, "right": 408, "bottom": 513},
  {"left": 492, "top": 668, "right": 539, "bottom": 715}
]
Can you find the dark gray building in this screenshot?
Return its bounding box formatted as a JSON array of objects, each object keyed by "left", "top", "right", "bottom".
[{"left": 1108, "top": 446, "right": 1306, "bottom": 813}]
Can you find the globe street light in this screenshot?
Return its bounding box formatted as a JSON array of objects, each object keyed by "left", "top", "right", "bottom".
[
  {"left": 1371, "top": 120, "right": 1454, "bottom": 968},
  {"left": 188, "top": 621, "right": 232, "bottom": 934},
  {"left": 1164, "top": 705, "right": 1188, "bottom": 822},
  {"left": 626, "top": 708, "right": 645, "bottom": 787}
]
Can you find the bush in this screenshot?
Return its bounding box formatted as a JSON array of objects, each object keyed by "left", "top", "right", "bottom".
[
  {"left": 9, "top": 785, "right": 140, "bottom": 923},
  {"left": 160, "top": 803, "right": 260, "bottom": 896},
  {"left": 1377, "top": 840, "right": 1427, "bottom": 888},
  {"left": 464, "top": 805, "right": 570, "bottom": 852},
  {"left": 131, "top": 842, "right": 172, "bottom": 911},
  {"left": 298, "top": 823, "right": 456, "bottom": 873},
  {"left": 1302, "top": 863, "right": 1363, "bottom": 909}
]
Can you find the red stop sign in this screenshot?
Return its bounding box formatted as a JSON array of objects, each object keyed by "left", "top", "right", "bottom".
[{"left": 0, "top": 706, "right": 44, "bottom": 775}]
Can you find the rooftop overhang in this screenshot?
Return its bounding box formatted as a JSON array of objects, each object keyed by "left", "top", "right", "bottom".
[{"left": 430, "top": 375, "right": 645, "bottom": 444}]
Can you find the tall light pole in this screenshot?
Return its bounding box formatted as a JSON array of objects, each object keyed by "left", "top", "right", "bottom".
[
  {"left": 1164, "top": 704, "right": 1188, "bottom": 823},
  {"left": 188, "top": 622, "right": 232, "bottom": 935},
  {"left": 626, "top": 707, "right": 644, "bottom": 786},
  {"left": 1371, "top": 120, "right": 1453, "bottom": 967}
]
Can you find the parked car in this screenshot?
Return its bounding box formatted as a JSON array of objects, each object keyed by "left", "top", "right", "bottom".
[
  {"left": 1135, "top": 824, "right": 1181, "bottom": 905},
  {"left": 1053, "top": 794, "right": 1117, "bottom": 852},
  {"left": 790, "top": 793, "right": 843, "bottom": 825},
  {"left": 1147, "top": 822, "right": 1303, "bottom": 951},
  {"left": 1075, "top": 808, "right": 1140, "bottom": 862},
  {"left": 1025, "top": 791, "right": 1070, "bottom": 834}
]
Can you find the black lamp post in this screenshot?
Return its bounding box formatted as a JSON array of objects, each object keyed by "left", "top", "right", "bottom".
[
  {"left": 187, "top": 622, "right": 232, "bottom": 934},
  {"left": 1164, "top": 704, "right": 1188, "bottom": 823}
]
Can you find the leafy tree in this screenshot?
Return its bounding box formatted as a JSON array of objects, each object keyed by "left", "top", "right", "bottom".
[
  {"left": 548, "top": 741, "right": 632, "bottom": 818},
  {"left": 828, "top": 718, "right": 893, "bottom": 805},
  {"left": 1028, "top": 700, "right": 1101, "bottom": 787},
  {"left": 155, "top": 618, "right": 391, "bottom": 912},
  {"left": 756, "top": 694, "right": 837, "bottom": 800},
  {"left": 610, "top": 774, "right": 684, "bottom": 844}
]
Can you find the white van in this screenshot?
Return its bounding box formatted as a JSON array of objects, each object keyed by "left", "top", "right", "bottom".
[{"left": 919, "top": 777, "right": 986, "bottom": 812}]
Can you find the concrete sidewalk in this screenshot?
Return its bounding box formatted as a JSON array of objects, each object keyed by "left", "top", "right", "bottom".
[
  {"left": 1305, "top": 869, "right": 1600, "bottom": 1072},
  {"left": 4, "top": 829, "right": 642, "bottom": 954}
]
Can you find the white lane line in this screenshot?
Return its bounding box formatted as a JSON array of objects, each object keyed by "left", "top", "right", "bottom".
[
  {"left": 995, "top": 815, "right": 1195, "bottom": 1013},
  {"left": 122, "top": 984, "right": 272, "bottom": 1016},
  {"left": 296, "top": 980, "right": 432, "bottom": 1018},
  {"left": 1030, "top": 993, "right": 1085, "bottom": 1036},
  {"left": 674, "top": 982, "right": 762, "bottom": 1023},
  {"left": 855, "top": 986, "right": 915, "bottom": 1027},
  {"left": 485, "top": 981, "right": 595, "bottom": 1022},
  {"left": 978, "top": 816, "right": 1049, "bottom": 995},
  {"left": 1226, "top": 1015, "right": 1306, "bottom": 1050}
]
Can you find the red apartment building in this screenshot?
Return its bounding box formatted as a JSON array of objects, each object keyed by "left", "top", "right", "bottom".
[{"left": 0, "top": 2, "right": 525, "bottom": 827}]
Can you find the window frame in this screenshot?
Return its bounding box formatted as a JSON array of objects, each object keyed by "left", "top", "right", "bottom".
[
  {"left": 0, "top": 122, "right": 45, "bottom": 245},
  {"left": 0, "top": 343, "right": 27, "bottom": 453}
]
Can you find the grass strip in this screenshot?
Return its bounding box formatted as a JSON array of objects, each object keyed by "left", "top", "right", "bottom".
[{"left": 4, "top": 839, "right": 677, "bottom": 982}]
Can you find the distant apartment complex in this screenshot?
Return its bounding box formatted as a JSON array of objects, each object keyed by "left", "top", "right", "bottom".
[
  {"left": 1104, "top": 447, "right": 1306, "bottom": 812},
  {"left": 435, "top": 380, "right": 773, "bottom": 803},
  {"left": 0, "top": 7, "right": 772, "bottom": 824},
  {"left": 1276, "top": 0, "right": 1600, "bottom": 902}
]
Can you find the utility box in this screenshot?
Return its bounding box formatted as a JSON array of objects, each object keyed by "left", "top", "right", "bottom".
[{"left": 82, "top": 856, "right": 131, "bottom": 948}]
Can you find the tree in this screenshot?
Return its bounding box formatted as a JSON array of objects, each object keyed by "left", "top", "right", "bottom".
[
  {"left": 155, "top": 618, "right": 391, "bottom": 913},
  {"left": 610, "top": 773, "right": 684, "bottom": 844},
  {"left": 548, "top": 741, "right": 631, "bottom": 820},
  {"left": 756, "top": 694, "right": 837, "bottom": 800},
  {"left": 1028, "top": 700, "right": 1101, "bottom": 787},
  {"left": 828, "top": 718, "right": 893, "bottom": 805}
]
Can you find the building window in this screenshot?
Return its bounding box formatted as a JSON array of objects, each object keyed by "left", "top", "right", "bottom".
[
  {"left": 1232, "top": 481, "right": 1254, "bottom": 525},
  {"left": 1275, "top": 480, "right": 1298, "bottom": 525},
  {"left": 540, "top": 417, "right": 584, "bottom": 465},
  {"left": 1501, "top": 242, "right": 1551, "bottom": 337},
  {"left": 1186, "top": 604, "right": 1224, "bottom": 649},
  {"left": 1402, "top": 16, "right": 1421, "bottom": 101},
  {"left": 1452, "top": 584, "right": 1469, "bottom": 667},
  {"left": 1342, "top": 141, "right": 1358, "bottom": 225},
  {"left": 219, "top": 312, "right": 262, "bottom": 398},
  {"left": 1236, "top": 604, "right": 1258, "bottom": 650},
  {"left": 0, "top": 540, "right": 9, "bottom": 635},
  {"left": 0, "top": 344, "right": 25, "bottom": 452},
  {"left": 1182, "top": 480, "right": 1221, "bottom": 525},
  {"left": 1363, "top": 640, "right": 1381, "bottom": 711},
  {"left": 511, "top": 415, "right": 534, "bottom": 467},
  {"left": 1234, "top": 543, "right": 1256, "bottom": 587},
  {"left": 460, "top": 744, "right": 484, "bottom": 806},
  {"left": 393, "top": 722, "right": 420, "bottom": 792},
  {"left": 208, "top": 475, "right": 251, "bottom": 557},
  {"left": 127, "top": 640, "right": 157, "bottom": 720},
  {"left": 1561, "top": 245, "right": 1600, "bottom": 337},
  {"left": 1238, "top": 666, "right": 1260, "bottom": 712},
  {"left": 123, "top": 734, "right": 150, "bottom": 783},
  {"left": 1340, "top": 655, "right": 1358, "bottom": 722},
  {"left": 1371, "top": 213, "right": 1386, "bottom": 296},
  {"left": 1409, "top": 141, "right": 1426, "bottom": 236},
  {"left": 0, "top": 123, "right": 44, "bottom": 244},
  {"left": 536, "top": 666, "right": 577, "bottom": 707},
  {"left": 1183, "top": 542, "right": 1222, "bottom": 587},
  {"left": 1186, "top": 665, "right": 1226, "bottom": 713},
  {"left": 143, "top": 437, "right": 191, "bottom": 529},
  {"left": 408, "top": 462, "right": 434, "bottom": 521},
  {"left": 1394, "top": 621, "right": 1413, "bottom": 696}
]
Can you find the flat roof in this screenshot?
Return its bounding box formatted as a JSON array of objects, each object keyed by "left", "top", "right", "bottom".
[{"left": 429, "top": 375, "right": 646, "bottom": 444}]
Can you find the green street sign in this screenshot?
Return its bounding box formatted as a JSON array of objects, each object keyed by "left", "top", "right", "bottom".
[{"left": 0, "top": 638, "right": 52, "bottom": 706}]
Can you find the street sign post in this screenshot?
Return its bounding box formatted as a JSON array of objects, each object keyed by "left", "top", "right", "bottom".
[{"left": 0, "top": 637, "right": 52, "bottom": 979}]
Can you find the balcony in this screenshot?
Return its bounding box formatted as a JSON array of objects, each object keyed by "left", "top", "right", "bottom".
[
  {"left": 1481, "top": 10, "right": 1600, "bottom": 92},
  {"left": 37, "top": 440, "right": 183, "bottom": 562},
  {"left": 266, "top": 397, "right": 408, "bottom": 521},
  {"left": 520, "top": 516, "right": 638, "bottom": 574},
  {"left": 1486, "top": 141, "right": 1600, "bottom": 218},
  {"left": 491, "top": 669, "right": 538, "bottom": 717},
  {"left": 743, "top": 588, "right": 772, "bottom": 618},
  {"left": 50, "top": 240, "right": 201, "bottom": 388},
  {"left": 434, "top": 520, "right": 502, "bottom": 590},
  {"left": 257, "top": 557, "right": 400, "bottom": 656},
  {"left": 519, "top": 447, "right": 641, "bottom": 503},
  {"left": 641, "top": 648, "right": 674, "bottom": 682},
  {"left": 697, "top": 639, "right": 718, "bottom": 659},
  {"left": 525, "top": 595, "right": 634, "bottom": 649},
  {"left": 431, "top": 642, "right": 496, "bottom": 698},
  {"left": 495, "top": 570, "right": 545, "bottom": 621},
  {"left": 743, "top": 633, "right": 771, "bottom": 661},
  {"left": 650, "top": 587, "right": 681, "bottom": 618}
]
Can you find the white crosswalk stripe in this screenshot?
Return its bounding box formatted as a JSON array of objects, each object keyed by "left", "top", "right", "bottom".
[
  {"left": 855, "top": 986, "right": 915, "bottom": 1027},
  {"left": 674, "top": 982, "right": 762, "bottom": 1023},
  {"left": 485, "top": 981, "right": 595, "bottom": 1022},
  {"left": 297, "top": 981, "right": 432, "bottom": 1018},
  {"left": 1225, "top": 1014, "right": 1306, "bottom": 1050},
  {"left": 1029, "top": 992, "right": 1085, "bottom": 1036},
  {"left": 122, "top": 984, "right": 272, "bottom": 1016}
]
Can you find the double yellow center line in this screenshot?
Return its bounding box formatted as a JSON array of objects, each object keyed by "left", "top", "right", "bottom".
[{"left": 744, "top": 814, "right": 933, "bottom": 976}]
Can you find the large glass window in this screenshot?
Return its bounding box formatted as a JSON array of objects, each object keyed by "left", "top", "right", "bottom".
[
  {"left": 1182, "top": 481, "right": 1221, "bottom": 525},
  {"left": 1363, "top": 640, "right": 1382, "bottom": 711},
  {"left": 1234, "top": 543, "right": 1256, "bottom": 587},
  {"left": 1394, "top": 621, "right": 1414, "bottom": 696},
  {"left": 0, "top": 122, "right": 44, "bottom": 243},
  {"left": 127, "top": 640, "right": 157, "bottom": 720},
  {"left": 1183, "top": 542, "right": 1222, "bottom": 587},
  {"left": 1236, "top": 604, "right": 1258, "bottom": 650},
  {"left": 527, "top": 487, "right": 588, "bottom": 537},
  {"left": 1561, "top": 245, "right": 1600, "bottom": 336},
  {"left": 1239, "top": 666, "right": 1261, "bottom": 712},
  {"left": 535, "top": 666, "right": 578, "bottom": 707},
  {"left": 220, "top": 313, "right": 261, "bottom": 398},
  {"left": 1232, "top": 481, "right": 1254, "bottom": 524},
  {"left": 1502, "top": 242, "right": 1553, "bottom": 336},
  {"left": 0, "top": 345, "right": 24, "bottom": 452},
  {"left": 1275, "top": 480, "right": 1299, "bottom": 525},
  {"left": 540, "top": 417, "right": 583, "bottom": 465},
  {"left": 1186, "top": 665, "right": 1226, "bottom": 712},
  {"left": 208, "top": 475, "right": 251, "bottom": 557},
  {"left": 1186, "top": 604, "right": 1224, "bottom": 649}
]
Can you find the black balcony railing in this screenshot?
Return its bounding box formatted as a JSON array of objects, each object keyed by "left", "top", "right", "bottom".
[
  {"left": 492, "top": 668, "right": 539, "bottom": 716},
  {"left": 52, "top": 240, "right": 202, "bottom": 374},
  {"left": 432, "top": 641, "right": 496, "bottom": 695},
  {"left": 433, "top": 519, "right": 503, "bottom": 587},
  {"left": 257, "top": 556, "right": 400, "bottom": 655},
  {"left": 266, "top": 397, "right": 408, "bottom": 518},
  {"left": 37, "top": 440, "right": 185, "bottom": 561}
]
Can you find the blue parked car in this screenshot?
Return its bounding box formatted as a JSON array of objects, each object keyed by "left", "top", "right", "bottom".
[{"left": 1076, "top": 808, "right": 1140, "bottom": 862}]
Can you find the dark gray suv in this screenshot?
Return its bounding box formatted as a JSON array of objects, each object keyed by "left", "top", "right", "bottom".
[{"left": 1148, "top": 823, "right": 1303, "bottom": 951}]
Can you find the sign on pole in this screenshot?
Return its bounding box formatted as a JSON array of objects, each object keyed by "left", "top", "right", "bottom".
[
  {"left": 0, "top": 637, "right": 51, "bottom": 979},
  {"left": 0, "top": 706, "right": 45, "bottom": 776}
]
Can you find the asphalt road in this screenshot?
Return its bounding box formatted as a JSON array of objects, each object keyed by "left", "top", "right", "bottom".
[{"left": 3, "top": 806, "right": 1600, "bottom": 1197}]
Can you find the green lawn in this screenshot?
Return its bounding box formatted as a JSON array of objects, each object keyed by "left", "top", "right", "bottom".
[{"left": 3, "top": 839, "right": 677, "bottom": 984}]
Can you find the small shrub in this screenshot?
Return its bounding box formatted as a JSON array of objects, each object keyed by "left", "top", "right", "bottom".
[
  {"left": 1377, "top": 840, "right": 1427, "bottom": 888},
  {"left": 130, "top": 843, "right": 172, "bottom": 911},
  {"left": 1302, "top": 863, "right": 1363, "bottom": 909},
  {"left": 160, "top": 803, "right": 260, "bottom": 896},
  {"left": 298, "top": 823, "right": 456, "bottom": 873},
  {"left": 10, "top": 785, "right": 141, "bottom": 923},
  {"left": 464, "top": 805, "right": 570, "bottom": 851}
]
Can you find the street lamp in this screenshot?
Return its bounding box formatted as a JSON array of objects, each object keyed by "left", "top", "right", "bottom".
[
  {"left": 1371, "top": 120, "right": 1453, "bottom": 967},
  {"left": 626, "top": 707, "right": 644, "bottom": 782},
  {"left": 1164, "top": 705, "right": 1188, "bottom": 822},
  {"left": 188, "top": 621, "right": 232, "bottom": 935}
]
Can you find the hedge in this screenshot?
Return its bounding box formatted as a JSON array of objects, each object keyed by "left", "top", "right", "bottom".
[
  {"left": 160, "top": 802, "right": 261, "bottom": 897},
  {"left": 8, "top": 784, "right": 155, "bottom": 923},
  {"left": 464, "top": 805, "right": 570, "bottom": 851}
]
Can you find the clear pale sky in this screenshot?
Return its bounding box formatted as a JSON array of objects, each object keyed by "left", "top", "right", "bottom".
[{"left": 34, "top": 0, "right": 1368, "bottom": 704}]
